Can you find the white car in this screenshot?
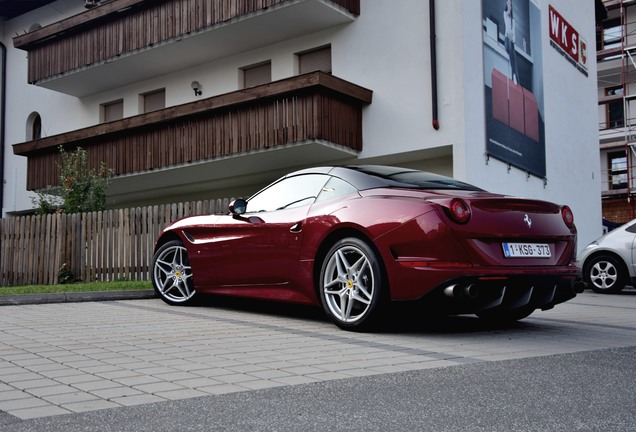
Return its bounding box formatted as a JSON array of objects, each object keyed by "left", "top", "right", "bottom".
[{"left": 577, "top": 219, "right": 636, "bottom": 293}]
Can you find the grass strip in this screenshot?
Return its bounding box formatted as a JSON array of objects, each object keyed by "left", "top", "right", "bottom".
[{"left": 0, "top": 280, "right": 152, "bottom": 296}]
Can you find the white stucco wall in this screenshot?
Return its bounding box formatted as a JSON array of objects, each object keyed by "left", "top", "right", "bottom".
[
  {"left": 2, "top": 0, "right": 86, "bottom": 214},
  {"left": 461, "top": 0, "right": 601, "bottom": 250},
  {"left": 334, "top": 1, "right": 463, "bottom": 163},
  {"left": 1, "top": 0, "right": 601, "bottom": 250},
  {"left": 543, "top": 1, "right": 602, "bottom": 247}
]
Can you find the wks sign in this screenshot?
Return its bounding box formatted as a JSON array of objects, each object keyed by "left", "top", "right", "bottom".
[{"left": 549, "top": 5, "right": 588, "bottom": 76}]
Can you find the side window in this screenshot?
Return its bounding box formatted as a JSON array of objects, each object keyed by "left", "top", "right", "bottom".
[
  {"left": 626, "top": 223, "right": 636, "bottom": 234},
  {"left": 247, "top": 174, "right": 329, "bottom": 213},
  {"left": 315, "top": 177, "right": 358, "bottom": 203},
  {"left": 27, "top": 112, "right": 42, "bottom": 140}
]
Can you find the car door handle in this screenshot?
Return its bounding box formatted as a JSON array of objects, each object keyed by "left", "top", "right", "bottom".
[{"left": 290, "top": 222, "right": 302, "bottom": 233}]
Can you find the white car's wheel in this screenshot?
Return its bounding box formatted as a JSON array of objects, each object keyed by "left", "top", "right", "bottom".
[{"left": 584, "top": 255, "right": 626, "bottom": 294}]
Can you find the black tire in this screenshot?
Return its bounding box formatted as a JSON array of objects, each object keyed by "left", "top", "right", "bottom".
[
  {"left": 476, "top": 305, "right": 535, "bottom": 324},
  {"left": 151, "top": 239, "right": 197, "bottom": 305},
  {"left": 318, "top": 237, "right": 387, "bottom": 331},
  {"left": 584, "top": 255, "right": 626, "bottom": 294}
]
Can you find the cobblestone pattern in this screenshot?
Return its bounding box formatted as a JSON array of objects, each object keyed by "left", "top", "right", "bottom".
[{"left": 1, "top": 291, "right": 635, "bottom": 420}]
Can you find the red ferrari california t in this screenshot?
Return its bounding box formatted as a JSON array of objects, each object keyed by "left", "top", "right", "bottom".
[{"left": 151, "top": 165, "right": 584, "bottom": 330}]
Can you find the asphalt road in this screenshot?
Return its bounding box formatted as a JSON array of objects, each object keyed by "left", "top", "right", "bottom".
[
  {"left": 1, "top": 290, "right": 635, "bottom": 431},
  {"left": 1, "top": 347, "right": 634, "bottom": 432}
]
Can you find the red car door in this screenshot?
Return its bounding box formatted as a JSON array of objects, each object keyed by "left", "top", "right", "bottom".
[
  {"left": 209, "top": 174, "right": 330, "bottom": 295},
  {"left": 210, "top": 205, "right": 310, "bottom": 287}
]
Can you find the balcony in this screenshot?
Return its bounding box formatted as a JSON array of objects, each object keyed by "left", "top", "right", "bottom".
[
  {"left": 13, "top": 72, "right": 372, "bottom": 204},
  {"left": 13, "top": 0, "right": 360, "bottom": 97}
]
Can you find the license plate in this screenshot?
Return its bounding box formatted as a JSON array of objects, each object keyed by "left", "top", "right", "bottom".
[{"left": 502, "top": 242, "right": 551, "bottom": 258}]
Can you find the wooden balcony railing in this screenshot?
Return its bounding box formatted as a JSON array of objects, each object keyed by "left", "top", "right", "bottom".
[
  {"left": 14, "top": 0, "right": 360, "bottom": 88},
  {"left": 13, "top": 72, "right": 372, "bottom": 191}
]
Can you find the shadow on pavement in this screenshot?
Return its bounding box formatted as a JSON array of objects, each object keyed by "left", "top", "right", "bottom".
[{"left": 177, "top": 293, "right": 545, "bottom": 335}]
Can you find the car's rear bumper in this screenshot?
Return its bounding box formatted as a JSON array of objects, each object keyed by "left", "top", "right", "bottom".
[
  {"left": 387, "top": 263, "right": 583, "bottom": 313},
  {"left": 416, "top": 274, "right": 585, "bottom": 315}
]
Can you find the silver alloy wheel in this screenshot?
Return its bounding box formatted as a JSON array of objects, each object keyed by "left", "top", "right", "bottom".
[
  {"left": 153, "top": 242, "right": 195, "bottom": 303},
  {"left": 322, "top": 244, "right": 375, "bottom": 324},
  {"left": 589, "top": 259, "right": 618, "bottom": 290}
]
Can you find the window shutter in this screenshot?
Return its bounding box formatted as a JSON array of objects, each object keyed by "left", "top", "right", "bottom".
[
  {"left": 103, "top": 100, "right": 123, "bottom": 122},
  {"left": 299, "top": 46, "right": 332, "bottom": 74},
  {"left": 243, "top": 62, "right": 272, "bottom": 88},
  {"left": 144, "top": 89, "right": 166, "bottom": 113}
]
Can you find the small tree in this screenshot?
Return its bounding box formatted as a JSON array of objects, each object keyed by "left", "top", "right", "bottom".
[{"left": 33, "top": 146, "right": 113, "bottom": 214}]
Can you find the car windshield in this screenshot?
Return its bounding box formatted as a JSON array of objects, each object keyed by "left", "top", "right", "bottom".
[{"left": 348, "top": 165, "right": 484, "bottom": 191}]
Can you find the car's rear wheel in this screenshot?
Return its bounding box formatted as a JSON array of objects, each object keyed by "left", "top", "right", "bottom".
[
  {"left": 319, "top": 237, "right": 386, "bottom": 331},
  {"left": 584, "top": 255, "right": 626, "bottom": 294},
  {"left": 152, "top": 240, "right": 197, "bottom": 305}
]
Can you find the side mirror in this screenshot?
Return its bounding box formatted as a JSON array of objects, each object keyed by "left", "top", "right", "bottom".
[{"left": 229, "top": 199, "right": 247, "bottom": 215}]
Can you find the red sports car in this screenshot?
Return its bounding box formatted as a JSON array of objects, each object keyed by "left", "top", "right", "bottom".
[{"left": 151, "top": 165, "right": 584, "bottom": 330}]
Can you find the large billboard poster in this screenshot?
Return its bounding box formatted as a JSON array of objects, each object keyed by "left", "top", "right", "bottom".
[{"left": 482, "top": 0, "right": 545, "bottom": 178}]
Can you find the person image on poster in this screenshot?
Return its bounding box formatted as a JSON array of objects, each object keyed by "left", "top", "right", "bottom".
[{"left": 504, "top": 0, "right": 519, "bottom": 84}]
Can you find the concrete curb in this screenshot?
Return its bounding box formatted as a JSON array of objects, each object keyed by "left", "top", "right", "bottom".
[{"left": 0, "top": 289, "right": 156, "bottom": 306}]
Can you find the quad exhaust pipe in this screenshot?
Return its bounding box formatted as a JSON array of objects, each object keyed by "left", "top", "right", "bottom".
[
  {"left": 443, "top": 284, "right": 479, "bottom": 299},
  {"left": 444, "top": 279, "right": 585, "bottom": 300}
]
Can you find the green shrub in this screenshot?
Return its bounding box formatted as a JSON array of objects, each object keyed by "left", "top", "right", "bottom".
[{"left": 33, "top": 146, "right": 113, "bottom": 215}]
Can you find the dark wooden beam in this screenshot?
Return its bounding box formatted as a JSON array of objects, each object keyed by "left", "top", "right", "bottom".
[
  {"left": 13, "top": 72, "right": 372, "bottom": 156},
  {"left": 13, "top": 0, "right": 146, "bottom": 48}
]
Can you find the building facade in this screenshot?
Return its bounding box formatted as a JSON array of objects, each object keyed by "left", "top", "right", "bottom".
[
  {"left": 1, "top": 0, "right": 601, "bottom": 249},
  {"left": 597, "top": 0, "right": 636, "bottom": 225}
]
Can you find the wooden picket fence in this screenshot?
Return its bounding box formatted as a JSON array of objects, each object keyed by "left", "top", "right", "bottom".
[{"left": 0, "top": 198, "right": 232, "bottom": 287}]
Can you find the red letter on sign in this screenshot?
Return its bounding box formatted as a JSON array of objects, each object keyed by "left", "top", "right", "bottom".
[{"left": 549, "top": 5, "right": 581, "bottom": 64}]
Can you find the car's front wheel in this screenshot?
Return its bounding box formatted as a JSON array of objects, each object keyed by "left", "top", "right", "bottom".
[
  {"left": 152, "top": 240, "right": 197, "bottom": 305},
  {"left": 584, "top": 255, "right": 626, "bottom": 294},
  {"left": 319, "top": 237, "right": 386, "bottom": 331}
]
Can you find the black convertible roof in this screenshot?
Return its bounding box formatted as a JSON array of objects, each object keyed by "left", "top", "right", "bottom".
[{"left": 330, "top": 165, "right": 483, "bottom": 192}]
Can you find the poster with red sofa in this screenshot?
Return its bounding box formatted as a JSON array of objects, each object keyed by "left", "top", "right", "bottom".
[{"left": 482, "top": 0, "right": 545, "bottom": 178}]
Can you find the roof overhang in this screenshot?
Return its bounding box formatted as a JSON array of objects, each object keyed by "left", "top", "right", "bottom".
[
  {"left": 15, "top": 0, "right": 357, "bottom": 97},
  {"left": 107, "top": 140, "right": 358, "bottom": 205}
]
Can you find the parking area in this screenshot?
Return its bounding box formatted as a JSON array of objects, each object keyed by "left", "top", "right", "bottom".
[{"left": 1, "top": 290, "right": 636, "bottom": 421}]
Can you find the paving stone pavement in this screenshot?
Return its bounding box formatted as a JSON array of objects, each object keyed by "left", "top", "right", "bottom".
[{"left": 0, "top": 289, "right": 635, "bottom": 421}]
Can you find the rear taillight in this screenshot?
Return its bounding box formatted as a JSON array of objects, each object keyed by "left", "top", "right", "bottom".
[
  {"left": 448, "top": 198, "right": 471, "bottom": 224},
  {"left": 561, "top": 205, "right": 574, "bottom": 228}
]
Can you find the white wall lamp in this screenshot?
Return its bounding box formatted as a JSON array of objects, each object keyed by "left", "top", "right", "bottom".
[{"left": 191, "top": 81, "right": 203, "bottom": 96}]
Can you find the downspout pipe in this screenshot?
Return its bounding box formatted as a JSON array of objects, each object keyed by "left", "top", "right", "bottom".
[
  {"left": 429, "top": 0, "right": 440, "bottom": 130},
  {"left": 0, "top": 42, "right": 5, "bottom": 215}
]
